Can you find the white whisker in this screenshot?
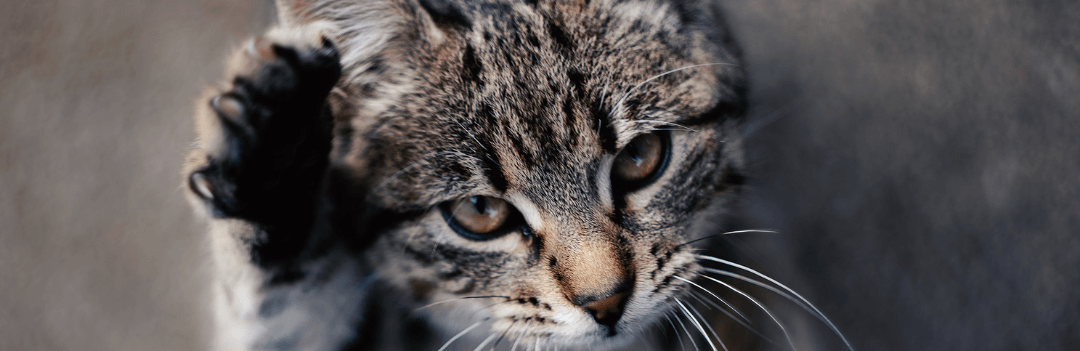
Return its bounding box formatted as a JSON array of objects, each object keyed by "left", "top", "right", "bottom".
[
  {"left": 454, "top": 120, "right": 489, "bottom": 152},
  {"left": 491, "top": 318, "right": 521, "bottom": 351},
  {"left": 510, "top": 319, "right": 531, "bottom": 351},
  {"left": 438, "top": 321, "right": 483, "bottom": 351},
  {"left": 703, "top": 268, "right": 810, "bottom": 314},
  {"left": 684, "top": 299, "right": 730, "bottom": 351},
  {"left": 675, "top": 276, "right": 751, "bottom": 324},
  {"left": 415, "top": 296, "right": 508, "bottom": 311},
  {"left": 678, "top": 229, "right": 779, "bottom": 247},
  {"left": 635, "top": 120, "right": 699, "bottom": 133},
  {"left": 687, "top": 290, "right": 718, "bottom": 310},
  {"left": 664, "top": 312, "right": 687, "bottom": 351},
  {"left": 672, "top": 308, "right": 700, "bottom": 351},
  {"left": 610, "top": 63, "right": 741, "bottom": 120},
  {"left": 697, "top": 255, "right": 854, "bottom": 351},
  {"left": 675, "top": 298, "right": 718, "bottom": 351},
  {"left": 472, "top": 332, "right": 499, "bottom": 351},
  {"left": 687, "top": 291, "right": 776, "bottom": 345},
  {"left": 698, "top": 275, "right": 795, "bottom": 351}
]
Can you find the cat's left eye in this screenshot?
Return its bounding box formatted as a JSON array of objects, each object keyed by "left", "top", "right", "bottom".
[
  {"left": 442, "top": 196, "right": 518, "bottom": 240},
  {"left": 611, "top": 132, "right": 669, "bottom": 189}
]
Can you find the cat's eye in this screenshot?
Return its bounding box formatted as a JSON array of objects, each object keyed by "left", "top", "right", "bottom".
[
  {"left": 611, "top": 132, "right": 669, "bottom": 188},
  {"left": 442, "top": 196, "right": 518, "bottom": 240}
]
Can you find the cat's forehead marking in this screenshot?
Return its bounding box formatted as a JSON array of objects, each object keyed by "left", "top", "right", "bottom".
[{"left": 354, "top": 0, "right": 737, "bottom": 209}]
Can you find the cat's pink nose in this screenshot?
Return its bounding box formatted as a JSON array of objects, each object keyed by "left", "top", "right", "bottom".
[{"left": 579, "top": 290, "right": 630, "bottom": 334}]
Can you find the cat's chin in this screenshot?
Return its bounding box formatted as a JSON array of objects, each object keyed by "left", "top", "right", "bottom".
[
  {"left": 445, "top": 327, "right": 641, "bottom": 351},
  {"left": 424, "top": 309, "right": 652, "bottom": 351}
]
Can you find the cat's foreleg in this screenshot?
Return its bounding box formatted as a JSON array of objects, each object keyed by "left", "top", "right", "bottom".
[{"left": 182, "top": 23, "right": 344, "bottom": 351}]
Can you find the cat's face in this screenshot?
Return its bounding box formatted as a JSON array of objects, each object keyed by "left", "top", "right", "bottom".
[{"left": 320, "top": 0, "right": 745, "bottom": 349}]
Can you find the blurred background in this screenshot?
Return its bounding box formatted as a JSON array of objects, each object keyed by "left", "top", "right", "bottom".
[{"left": 0, "top": 0, "right": 1076, "bottom": 350}]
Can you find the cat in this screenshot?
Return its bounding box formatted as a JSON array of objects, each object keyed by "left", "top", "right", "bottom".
[{"left": 182, "top": 0, "right": 827, "bottom": 350}]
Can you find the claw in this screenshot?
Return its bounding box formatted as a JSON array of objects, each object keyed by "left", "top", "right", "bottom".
[
  {"left": 211, "top": 94, "right": 244, "bottom": 121},
  {"left": 249, "top": 36, "right": 275, "bottom": 59},
  {"left": 190, "top": 172, "right": 215, "bottom": 200}
]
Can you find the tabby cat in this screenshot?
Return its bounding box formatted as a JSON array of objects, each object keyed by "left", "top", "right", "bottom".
[{"left": 183, "top": 0, "right": 824, "bottom": 350}]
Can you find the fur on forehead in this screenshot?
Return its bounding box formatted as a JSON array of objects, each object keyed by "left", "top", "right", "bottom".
[{"left": 278, "top": 0, "right": 743, "bottom": 202}]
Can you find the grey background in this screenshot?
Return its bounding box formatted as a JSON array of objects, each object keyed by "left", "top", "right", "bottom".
[{"left": 0, "top": 0, "right": 1076, "bottom": 350}]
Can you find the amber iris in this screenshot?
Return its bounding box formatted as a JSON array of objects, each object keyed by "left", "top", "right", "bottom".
[
  {"left": 448, "top": 196, "right": 511, "bottom": 235},
  {"left": 611, "top": 133, "right": 665, "bottom": 185}
]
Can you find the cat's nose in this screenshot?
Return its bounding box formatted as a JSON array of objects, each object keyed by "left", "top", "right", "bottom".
[{"left": 580, "top": 289, "right": 630, "bottom": 333}]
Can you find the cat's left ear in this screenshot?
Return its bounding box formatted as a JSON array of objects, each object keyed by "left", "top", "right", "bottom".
[{"left": 411, "top": 0, "right": 472, "bottom": 45}]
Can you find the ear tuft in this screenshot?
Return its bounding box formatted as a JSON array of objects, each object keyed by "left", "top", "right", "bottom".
[{"left": 276, "top": 0, "right": 332, "bottom": 26}]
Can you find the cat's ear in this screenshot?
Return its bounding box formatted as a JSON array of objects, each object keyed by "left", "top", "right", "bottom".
[
  {"left": 409, "top": 0, "right": 472, "bottom": 46},
  {"left": 414, "top": 0, "right": 471, "bottom": 30}
]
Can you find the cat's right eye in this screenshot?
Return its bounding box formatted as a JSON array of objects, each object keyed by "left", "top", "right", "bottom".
[{"left": 441, "top": 196, "right": 519, "bottom": 240}]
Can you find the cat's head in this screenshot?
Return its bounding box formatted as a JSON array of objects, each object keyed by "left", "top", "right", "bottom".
[{"left": 288, "top": 0, "right": 746, "bottom": 348}]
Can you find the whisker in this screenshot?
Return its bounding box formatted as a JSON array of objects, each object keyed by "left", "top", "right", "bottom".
[
  {"left": 646, "top": 128, "right": 700, "bottom": 132},
  {"left": 510, "top": 319, "right": 531, "bottom": 351},
  {"left": 664, "top": 312, "right": 687, "bottom": 351},
  {"left": 698, "top": 275, "right": 795, "bottom": 351},
  {"left": 677, "top": 229, "right": 780, "bottom": 247},
  {"left": 414, "top": 296, "right": 510, "bottom": 311},
  {"left": 438, "top": 321, "right": 484, "bottom": 351},
  {"left": 609, "top": 62, "right": 742, "bottom": 120},
  {"left": 702, "top": 268, "right": 809, "bottom": 312},
  {"left": 675, "top": 298, "right": 718, "bottom": 351},
  {"left": 687, "top": 291, "right": 776, "bottom": 345},
  {"left": 683, "top": 299, "right": 730, "bottom": 351},
  {"left": 702, "top": 268, "right": 839, "bottom": 346},
  {"left": 675, "top": 276, "right": 751, "bottom": 324},
  {"left": 472, "top": 332, "right": 499, "bottom": 351},
  {"left": 490, "top": 318, "right": 521, "bottom": 351},
  {"left": 655, "top": 311, "right": 671, "bottom": 340},
  {"left": 672, "top": 308, "right": 700, "bottom": 351},
  {"left": 534, "top": 337, "right": 541, "bottom": 351},
  {"left": 635, "top": 120, "right": 699, "bottom": 133},
  {"left": 697, "top": 255, "right": 855, "bottom": 351},
  {"left": 454, "top": 120, "right": 489, "bottom": 152},
  {"left": 468, "top": 299, "right": 518, "bottom": 322}
]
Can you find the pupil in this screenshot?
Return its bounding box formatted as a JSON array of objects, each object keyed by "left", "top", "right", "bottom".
[
  {"left": 627, "top": 143, "right": 644, "bottom": 166},
  {"left": 470, "top": 196, "right": 486, "bottom": 213}
]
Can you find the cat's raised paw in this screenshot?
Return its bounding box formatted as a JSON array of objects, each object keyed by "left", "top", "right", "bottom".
[{"left": 189, "top": 29, "right": 340, "bottom": 219}]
